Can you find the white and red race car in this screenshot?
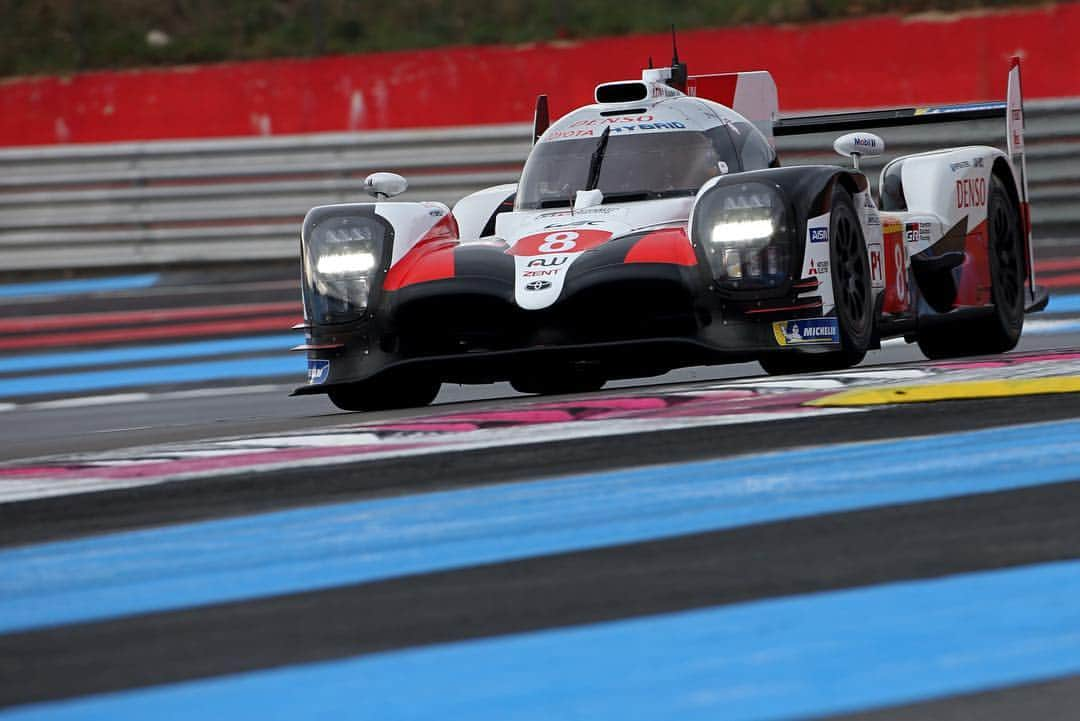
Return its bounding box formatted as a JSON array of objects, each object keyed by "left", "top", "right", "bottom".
[{"left": 293, "top": 53, "right": 1047, "bottom": 411}]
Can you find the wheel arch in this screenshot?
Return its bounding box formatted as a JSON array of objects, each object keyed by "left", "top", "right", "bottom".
[{"left": 831, "top": 171, "right": 864, "bottom": 204}]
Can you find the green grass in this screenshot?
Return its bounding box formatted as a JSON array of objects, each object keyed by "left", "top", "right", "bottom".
[{"left": 0, "top": 0, "right": 1052, "bottom": 78}]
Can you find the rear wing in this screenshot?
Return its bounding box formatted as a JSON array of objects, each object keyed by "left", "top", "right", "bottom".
[
  {"left": 774, "top": 58, "right": 1034, "bottom": 299},
  {"left": 773, "top": 102, "right": 1007, "bottom": 136}
]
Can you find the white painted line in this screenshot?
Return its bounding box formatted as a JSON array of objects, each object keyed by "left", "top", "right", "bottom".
[
  {"left": 153, "top": 384, "right": 291, "bottom": 401},
  {"left": 28, "top": 393, "right": 151, "bottom": 410},
  {"left": 817, "top": 369, "right": 930, "bottom": 381},
  {"left": 1023, "top": 318, "right": 1080, "bottom": 335},
  {"left": 719, "top": 378, "right": 848, "bottom": 390},
  {"left": 214, "top": 433, "right": 384, "bottom": 449}
]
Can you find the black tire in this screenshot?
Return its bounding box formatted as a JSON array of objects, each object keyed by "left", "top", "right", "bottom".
[
  {"left": 759, "top": 186, "right": 873, "bottom": 376},
  {"left": 327, "top": 374, "right": 441, "bottom": 412},
  {"left": 510, "top": 366, "right": 606, "bottom": 395},
  {"left": 917, "top": 174, "right": 1024, "bottom": 360}
]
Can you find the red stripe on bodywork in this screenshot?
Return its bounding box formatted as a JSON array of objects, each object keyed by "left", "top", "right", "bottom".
[
  {"left": 624, "top": 228, "right": 697, "bottom": 266},
  {"left": 686, "top": 74, "right": 739, "bottom": 106},
  {"left": 955, "top": 218, "right": 991, "bottom": 307},
  {"left": 382, "top": 214, "right": 460, "bottom": 291}
]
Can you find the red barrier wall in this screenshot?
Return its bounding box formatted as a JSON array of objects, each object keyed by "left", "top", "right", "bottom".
[{"left": 2, "top": 3, "right": 1078, "bottom": 146}]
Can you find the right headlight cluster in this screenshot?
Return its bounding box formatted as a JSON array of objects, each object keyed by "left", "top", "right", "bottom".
[
  {"left": 302, "top": 213, "right": 388, "bottom": 324},
  {"left": 694, "top": 182, "right": 791, "bottom": 291}
]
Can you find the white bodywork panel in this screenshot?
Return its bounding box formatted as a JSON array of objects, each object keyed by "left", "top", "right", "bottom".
[
  {"left": 801, "top": 211, "right": 834, "bottom": 312},
  {"left": 539, "top": 89, "right": 766, "bottom": 144},
  {"left": 855, "top": 188, "right": 886, "bottom": 292},
  {"left": 372, "top": 202, "right": 453, "bottom": 265},
  {"left": 452, "top": 183, "right": 517, "bottom": 241},
  {"left": 884, "top": 146, "right": 1007, "bottom": 244}
]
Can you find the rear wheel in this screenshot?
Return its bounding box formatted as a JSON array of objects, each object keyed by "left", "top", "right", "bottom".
[
  {"left": 759, "top": 186, "right": 873, "bottom": 376},
  {"left": 327, "top": 374, "right": 441, "bottom": 412},
  {"left": 917, "top": 174, "right": 1024, "bottom": 359}
]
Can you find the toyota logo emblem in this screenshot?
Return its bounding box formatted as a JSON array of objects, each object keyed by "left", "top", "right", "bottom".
[{"left": 525, "top": 280, "right": 552, "bottom": 291}]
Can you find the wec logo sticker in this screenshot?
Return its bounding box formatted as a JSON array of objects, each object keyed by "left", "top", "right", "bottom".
[{"left": 307, "top": 359, "right": 330, "bottom": 384}]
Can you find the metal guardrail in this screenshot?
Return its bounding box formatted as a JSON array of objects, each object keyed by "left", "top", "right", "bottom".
[{"left": 1, "top": 99, "right": 1077, "bottom": 271}]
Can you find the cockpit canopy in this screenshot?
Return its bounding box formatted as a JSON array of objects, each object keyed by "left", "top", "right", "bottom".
[{"left": 516, "top": 113, "right": 777, "bottom": 211}]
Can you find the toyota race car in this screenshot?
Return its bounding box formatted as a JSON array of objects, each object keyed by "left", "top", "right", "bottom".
[{"left": 293, "top": 51, "right": 1048, "bottom": 411}]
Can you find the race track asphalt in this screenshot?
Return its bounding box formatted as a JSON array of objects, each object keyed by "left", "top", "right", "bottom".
[{"left": 1, "top": 256, "right": 1079, "bottom": 720}]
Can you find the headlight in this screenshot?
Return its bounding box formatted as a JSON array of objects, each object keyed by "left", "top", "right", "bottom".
[
  {"left": 710, "top": 217, "right": 774, "bottom": 244},
  {"left": 303, "top": 213, "right": 388, "bottom": 323},
  {"left": 315, "top": 251, "right": 376, "bottom": 276},
  {"left": 694, "top": 182, "right": 791, "bottom": 290}
]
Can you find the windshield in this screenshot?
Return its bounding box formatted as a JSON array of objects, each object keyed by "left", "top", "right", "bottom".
[{"left": 516, "top": 130, "right": 733, "bottom": 210}]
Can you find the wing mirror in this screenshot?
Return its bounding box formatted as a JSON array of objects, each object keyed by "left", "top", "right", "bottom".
[
  {"left": 363, "top": 172, "right": 408, "bottom": 199},
  {"left": 574, "top": 189, "right": 604, "bottom": 210},
  {"left": 833, "top": 133, "right": 885, "bottom": 170}
]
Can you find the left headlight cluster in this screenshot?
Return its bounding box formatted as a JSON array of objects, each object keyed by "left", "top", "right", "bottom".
[
  {"left": 693, "top": 182, "right": 791, "bottom": 291},
  {"left": 302, "top": 214, "right": 388, "bottom": 324}
]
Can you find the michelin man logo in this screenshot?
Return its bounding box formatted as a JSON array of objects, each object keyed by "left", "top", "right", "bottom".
[{"left": 772, "top": 318, "right": 839, "bottom": 346}]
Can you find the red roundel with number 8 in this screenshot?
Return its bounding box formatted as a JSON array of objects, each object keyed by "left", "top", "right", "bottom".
[{"left": 508, "top": 229, "right": 613, "bottom": 256}]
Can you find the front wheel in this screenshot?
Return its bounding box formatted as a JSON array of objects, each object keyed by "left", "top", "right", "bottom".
[
  {"left": 327, "top": 374, "right": 441, "bottom": 412},
  {"left": 759, "top": 185, "right": 872, "bottom": 376},
  {"left": 917, "top": 174, "right": 1024, "bottom": 360}
]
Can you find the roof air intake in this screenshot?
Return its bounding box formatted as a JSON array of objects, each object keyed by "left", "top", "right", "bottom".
[{"left": 595, "top": 82, "right": 649, "bottom": 104}]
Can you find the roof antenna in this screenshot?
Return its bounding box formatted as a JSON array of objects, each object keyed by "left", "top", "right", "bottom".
[
  {"left": 667, "top": 24, "right": 688, "bottom": 93},
  {"left": 647, "top": 56, "right": 653, "bottom": 69}
]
